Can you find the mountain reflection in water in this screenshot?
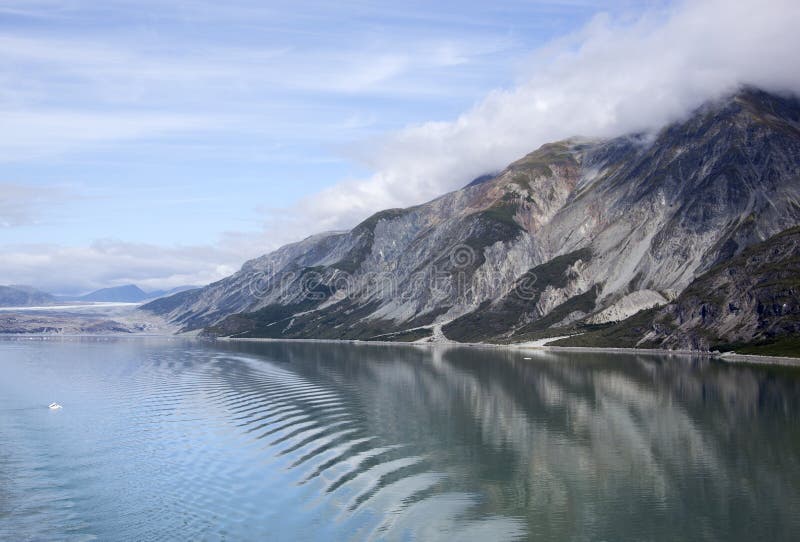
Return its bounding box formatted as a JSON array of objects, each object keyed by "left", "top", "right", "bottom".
[{"left": 1, "top": 338, "right": 798, "bottom": 541}]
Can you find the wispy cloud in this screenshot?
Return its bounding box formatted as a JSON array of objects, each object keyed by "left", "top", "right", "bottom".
[
  {"left": 0, "top": 183, "right": 70, "bottom": 228},
  {"left": 0, "top": 110, "right": 215, "bottom": 161},
  {"left": 0, "top": 29, "right": 516, "bottom": 160}
]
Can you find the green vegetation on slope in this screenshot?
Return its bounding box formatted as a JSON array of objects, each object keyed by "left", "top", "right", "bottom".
[
  {"left": 442, "top": 248, "right": 593, "bottom": 342},
  {"left": 715, "top": 337, "right": 800, "bottom": 358},
  {"left": 509, "top": 286, "right": 600, "bottom": 341},
  {"left": 547, "top": 307, "right": 664, "bottom": 349}
]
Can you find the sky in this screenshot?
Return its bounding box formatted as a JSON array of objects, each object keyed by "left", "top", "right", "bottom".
[{"left": 0, "top": 0, "right": 798, "bottom": 294}]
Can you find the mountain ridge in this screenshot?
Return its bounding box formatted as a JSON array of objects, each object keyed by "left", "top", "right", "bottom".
[
  {"left": 68, "top": 284, "right": 149, "bottom": 303},
  {"left": 55, "top": 284, "right": 201, "bottom": 304},
  {"left": 142, "top": 87, "right": 800, "bottom": 350}
]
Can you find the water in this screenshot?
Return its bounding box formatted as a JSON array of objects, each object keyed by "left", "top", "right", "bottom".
[{"left": 1, "top": 338, "right": 799, "bottom": 541}]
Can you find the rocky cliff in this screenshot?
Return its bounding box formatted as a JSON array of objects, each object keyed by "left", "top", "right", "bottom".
[
  {"left": 142, "top": 87, "right": 800, "bottom": 346},
  {"left": 554, "top": 225, "right": 800, "bottom": 355}
]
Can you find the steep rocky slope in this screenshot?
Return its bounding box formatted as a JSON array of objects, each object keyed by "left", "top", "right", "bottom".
[
  {"left": 142, "top": 88, "right": 800, "bottom": 343},
  {"left": 554, "top": 225, "right": 800, "bottom": 355}
]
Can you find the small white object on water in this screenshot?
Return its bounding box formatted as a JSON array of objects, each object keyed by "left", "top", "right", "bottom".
[
  {"left": 523, "top": 357, "right": 532, "bottom": 360},
  {"left": 48, "top": 402, "right": 62, "bottom": 410}
]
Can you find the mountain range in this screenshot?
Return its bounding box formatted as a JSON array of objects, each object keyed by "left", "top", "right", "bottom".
[
  {"left": 56, "top": 285, "right": 198, "bottom": 303},
  {"left": 142, "top": 87, "right": 800, "bottom": 355},
  {"left": 0, "top": 284, "right": 199, "bottom": 306},
  {"left": 61, "top": 284, "right": 152, "bottom": 303}
]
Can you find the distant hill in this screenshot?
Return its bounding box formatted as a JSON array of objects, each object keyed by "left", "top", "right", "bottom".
[
  {"left": 57, "top": 284, "right": 202, "bottom": 304},
  {"left": 70, "top": 284, "right": 149, "bottom": 303},
  {"left": 0, "top": 285, "right": 56, "bottom": 307}
]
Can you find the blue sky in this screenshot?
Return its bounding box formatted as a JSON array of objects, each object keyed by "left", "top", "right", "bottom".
[
  {"left": 0, "top": 0, "right": 797, "bottom": 293},
  {"left": 0, "top": 0, "right": 640, "bottom": 247}
]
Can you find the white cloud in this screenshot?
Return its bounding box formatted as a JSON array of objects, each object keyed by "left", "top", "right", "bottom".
[
  {"left": 0, "top": 111, "right": 214, "bottom": 161},
  {"left": 0, "top": 29, "right": 513, "bottom": 160},
  {"left": 285, "top": 0, "right": 800, "bottom": 234}
]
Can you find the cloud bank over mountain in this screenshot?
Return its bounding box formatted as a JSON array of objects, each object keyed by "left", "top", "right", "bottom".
[{"left": 292, "top": 0, "right": 800, "bottom": 234}]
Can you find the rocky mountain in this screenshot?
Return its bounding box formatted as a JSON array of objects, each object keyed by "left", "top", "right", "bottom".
[
  {"left": 142, "top": 87, "right": 800, "bottom": 347},
  {"left": 0, "top": 285, "right": 55, "bottom": 307},
  {"left": 552, "top": 225, "right": 800, "bottom": 356}
]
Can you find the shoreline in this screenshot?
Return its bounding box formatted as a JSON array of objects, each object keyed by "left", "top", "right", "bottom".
[
  {"left": 2, "top": 332, "right": 799, "bottom": 368},
  {"left": 218, "top": 336, "right": 800, "bottom": 367},
  {"left": 220, "top": 336, "right": 707, "bottom": 358},
  {"left": 714, "top": 351, "right": 800, "bottom": 367},
  {"left": 219, "top": 335, "right": 701, "bottom": 355}
]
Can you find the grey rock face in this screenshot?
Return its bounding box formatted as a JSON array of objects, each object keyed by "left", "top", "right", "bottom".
[
  {"left": 142, "top": 88, "right": 800, "bottom": 342},
  {"left": 551, "top": 225, "right": 800, "bottom": 352},
  {"left": 645, "top": 225, "right": 800, "bottom": 350}
]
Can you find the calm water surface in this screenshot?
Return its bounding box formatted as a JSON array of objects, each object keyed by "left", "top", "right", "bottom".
[{"left": 1, "top": 338, "right": 799, "bottom": 541}]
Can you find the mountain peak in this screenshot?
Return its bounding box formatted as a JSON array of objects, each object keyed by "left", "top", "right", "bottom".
[
  {"left": 76, "top": 284, "right": 148, "bottom": 303},
  {"left": 695, "top": 85, "right": 800, "bottom": 129}
]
